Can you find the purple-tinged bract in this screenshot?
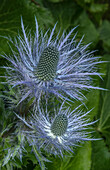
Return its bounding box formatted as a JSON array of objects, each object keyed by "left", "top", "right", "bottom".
[
  {"left": 1, "top": 17, "right": 104, "bottom": 104},
  {"left": 17, "top": 104, "right": 98, "bottom": 157}
]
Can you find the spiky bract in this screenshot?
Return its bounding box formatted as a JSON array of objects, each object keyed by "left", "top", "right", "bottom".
[
  {"left": 18, "top": 104, "right": 97, "bottom": 157},
  {"left": 1, "top": 17, "right": 104, "bottom": 104}
]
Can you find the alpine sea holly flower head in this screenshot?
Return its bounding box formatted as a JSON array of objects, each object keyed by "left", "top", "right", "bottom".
[
  {"left": 1, "top": 17, "right": 105, "bottom": 104},
  {"left": 15, "top": 103, "right": 99, "bottom": 157}
]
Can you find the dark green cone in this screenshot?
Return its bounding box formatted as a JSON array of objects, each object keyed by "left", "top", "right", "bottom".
[
  {"left": 35, "top": 46, "right": 59, "bottom": 81},
  {"left": 51, "top": 114, "right": 68, "bottom": 136}
]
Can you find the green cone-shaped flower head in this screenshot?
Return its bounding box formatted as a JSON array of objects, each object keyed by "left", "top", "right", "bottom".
[
  {"left": 35, "top": 46, "right": 59, "bottom": 81},
  {"left": 51, "top": 114, "right": 68, "bottom": 136}
]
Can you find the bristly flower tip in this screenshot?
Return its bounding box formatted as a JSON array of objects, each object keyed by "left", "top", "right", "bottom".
[
  {"left": 35, "top": 46, "right": 59, "bottom": 81},
  {"left": 16, "top": 104, "right": 99, "bottom": 157},
  {"left": 51, "top": 114, "right": 68, "bottom": 136},
  {"left": 1, "top": 17, "right": 105, "bottom": 104}
]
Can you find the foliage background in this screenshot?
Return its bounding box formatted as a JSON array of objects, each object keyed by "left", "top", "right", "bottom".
[{"left": 0, "top": 0, "right": 110, "bottom": 169}]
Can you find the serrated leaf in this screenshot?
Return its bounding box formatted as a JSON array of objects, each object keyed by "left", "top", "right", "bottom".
[
  {"left": 99, "top": 20, "right": 110, "bottom": 52},
  {"left": 74, "top": 11, "right": 99, "bottom": 46},
  {"left": 45, "top": 142, "right": 91, "bottom": 170},
  {"left": 98, "top": 57, "right": 110, "bottom": 131},
  {"left": 67, "top": 142, "right": 91, "bottom": 170},
  {"left": 85, "top": 90, "right": 100, "bottom": 120},
  {"left": 91, "top": 139, "right": 110, "bottom": 170},
  {"left": 2, "top": 149, "right": 12, "bottom": 166},
  {"left": 96, "top": 54, "right": 110, "bottom": 151}
]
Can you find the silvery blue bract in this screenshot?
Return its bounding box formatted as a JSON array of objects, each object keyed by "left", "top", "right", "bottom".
[
  {"left": 16, "top": 103, "right": 98, "bottom": 158},
  {"left": 1, "top": 18, "right": 104, "bottom": 104}
]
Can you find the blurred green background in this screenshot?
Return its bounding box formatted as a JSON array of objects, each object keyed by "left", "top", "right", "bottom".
[{"left": 0, "top": 0, "right": 110, "bottom": 169}]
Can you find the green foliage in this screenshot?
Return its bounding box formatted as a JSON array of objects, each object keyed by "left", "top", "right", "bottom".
[
  {"left": 89, "top": 3, "right": 108, "bottom": 13},
  {"left": 97, "top": 54, "right": 110, "bottom": 151},
  {"left": 99, "top": 20, "right": 110, "bottom": 52},
  {"left": 0, "top": 0, "right": 53, "bottom": 55},
  {"left": 91, "top": 139, "right": 110, "bottom": 170},
  {"left": 74, "top": 11, "right": 99, "bottom": 46},
  {"left": 0, "top": 0, "right": 110, "bottom": 169},
  {"left": 66, "top": 142, "right": 92, "bottom": 170},
  {"left": 44, "top": 142, "right": 91, "bottom": 170}
]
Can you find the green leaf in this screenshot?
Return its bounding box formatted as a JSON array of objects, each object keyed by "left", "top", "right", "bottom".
[
  {"left": 67, "top": 142, "right": 91, "bottom": 170},
  {"left": 2, "top": 149, "right": 12, "bottom": 166},
  {"left": 45, "top": 142, "right": 91, "bottom": 170},
  {"left": 84, "top": 0, "right": 92, "bottom": 3},
  {"left": 48, "top": 0, "right": 62, "bottom": 2},
  {"left": 0, "top": 0, "right": 53, "bottom": 55},
  {"left": 99, "top": 20, "right": 110, "bottom": 52},
  {"left": 89, "top": 3, "right": 108, "bottom": 13},
  {"left": 45, "top": 1, "right": 78, "bottom": 31},
  {"left": 96, "top": 54, "right": 110, "bottom": 151},
  {"left": 91, "top": 139, "right": 110, "bottom": 170},
  {"left": 98, "top": 56, "right": 110, "bottom": 131},
  {"left": 74, "top": 11, "right": 99, "bottom": 46},
  {"left": 0, "top": 98, "right": 5, "bottom": 128},
  {"left": 85, "top": 90, "right": 100, "bottom": 120}
]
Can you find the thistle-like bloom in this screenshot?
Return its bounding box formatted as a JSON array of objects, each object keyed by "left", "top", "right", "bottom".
[
  {"left": 16, "top": 104, "right": 98, "bottom": 157},
  {"left": 1, "top": 17, "right": 104, "bottom": 104}
]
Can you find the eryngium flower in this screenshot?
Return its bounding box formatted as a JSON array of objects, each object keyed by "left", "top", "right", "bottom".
[
  {"left": 16, "top": 104, "right": 98, "bottom": 157},
  {"left": 1, "top": 17, "right": 104, "bottom": 104}
]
